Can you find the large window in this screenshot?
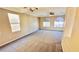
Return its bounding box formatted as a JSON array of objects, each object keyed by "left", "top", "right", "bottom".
[
  {"left": 54, "top": 17, "right": 64, "bottom": 28},
  {"left": 43, "top": 18, "right": 50, "bottom": 27},
  {"left": 8, "top": 13, "right": 20, "bottom": 32}
]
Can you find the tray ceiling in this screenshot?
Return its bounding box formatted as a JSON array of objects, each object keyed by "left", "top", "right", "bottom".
[{"left": 2, "top": 7, "right": 66, "bottom": 17}]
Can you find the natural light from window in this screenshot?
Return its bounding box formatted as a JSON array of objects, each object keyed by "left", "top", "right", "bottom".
[
  {"left": 43, "top": 18, "right": 50, "bottom": 27},
  {"left": 54, "top": 17, "right": 64, "bottom": 28},
  {"left": 43, "top": 22, "right": 50, "bottom": 27},
  {"left": 8, "top": 13, "right": 20, "bottom": 32}
]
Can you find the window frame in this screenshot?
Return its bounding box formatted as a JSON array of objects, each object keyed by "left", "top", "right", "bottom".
[
  {"left": 8, "top": 13, "right": 21, "bottom": 32},
  {"left": 54, "top": 17, "right": 64, "bottom": 28},
  {"left": 43, "top": 18, "right": 50, "bottom": 27}
]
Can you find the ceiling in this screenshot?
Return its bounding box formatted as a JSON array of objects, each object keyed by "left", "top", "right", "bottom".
[{"left": 2, "top": 7, "right": 66, "bottom": 17}]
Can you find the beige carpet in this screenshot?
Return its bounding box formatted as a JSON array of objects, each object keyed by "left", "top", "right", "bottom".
[{"left": 0, "top": 30, "right": 63, "bottom": 52}]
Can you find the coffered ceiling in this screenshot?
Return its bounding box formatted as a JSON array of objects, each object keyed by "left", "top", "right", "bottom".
[{"left": 2, "top": 7, "right": 66, "bottom": 17}]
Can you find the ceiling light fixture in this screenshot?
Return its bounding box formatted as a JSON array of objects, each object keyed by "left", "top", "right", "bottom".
[
  {"left": 50, "top": 12, "right": 54, "bottom": 15},
  {"left": 49, "top": 8, "right": 54, "bottom": 16}
]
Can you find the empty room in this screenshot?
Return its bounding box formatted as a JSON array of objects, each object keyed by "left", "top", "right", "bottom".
[{"left": 0, "top": 7, "right": 79, "bottom": 52}]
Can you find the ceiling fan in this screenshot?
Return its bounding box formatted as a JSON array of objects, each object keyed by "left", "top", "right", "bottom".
[{"left": 24, "top": 7, "right": 38, "bottom": 12}]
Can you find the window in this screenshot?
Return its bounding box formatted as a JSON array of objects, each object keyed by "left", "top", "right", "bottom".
[
  {"left": 54, "top": 17, "right": 64, "bottom": 28},
  {"left": 43, "top": 18, "right": 50, "bottom": 27},
  {"left": 8, "top": 13, "right": 20, "bottom": 32},
  {"left": 43, "top": 21, "right": 50, "bottom": 27}
]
